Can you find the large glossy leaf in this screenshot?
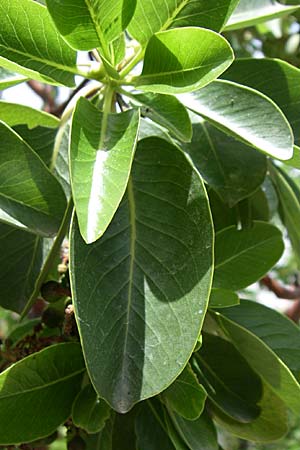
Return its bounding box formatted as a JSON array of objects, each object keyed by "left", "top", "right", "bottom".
[
  {"left": 128, "top": 0, "right": 239, "bottom": 44},
  {"left": 0, "top": 343, "right": 85, "bottom": 445},
  {"left": 0, "top": 67, "right": 27, "bottom": 90},
  {"left": 14, "top": 125, "right": 57, "bottom": 168},
  {"left": 136, "top": 401, "right": 175, "bottom": 450},
  {"left": 0, "top": 123, "right": 67, "bottom": 236},
  {"left": 179, "top": 80, "right": 294, "bottom": 160},
  {"left": 0, "top": 223, "right": 42, "bottom": 313},
  {"left": 225, "top": 0, "right": 300, "bottom": 30},
  {"left": 182, "top": 115, "right": 267, "bottom": 206},
  {"left": 72, "top": 384, "right": 111, "bottom": 434},
  {"left": 162, "top": 364, "right": 207, "bottom": 420},
  {"left": 214, "top": 311, "right": 300, "bottom": 415},
  {"left": 0, "top": 101, "right": 59, "bottom": 129},
  {"left": 214, "top": 221, "right": 284, "bottom": 291},
  {"left": 222, "top": 59, "right": 300, "bottom": 146},
  {"left": 53, "top": 123, "right": 71, "bottom": 198},
  {"left": 70, "top": 98, "right": 140, "bottom": 244},
  {"left": 211, "top": 381, "right": 288, "bottom": 442},
  {"left": 169, "top": 410, "right": 219, "bottom": 450},
  {"left": 269, "top": 164, "right": 300, "bottom": 266},
  {"left": 194, "top": 333, "right": 262, "bottom": 423},
  {"left": 0, "top": 0, "right": 77, "bottom": 86},
  {"left": 209, "top": 288, "right": 239, "bottom": 309},
  {"left": 129, "top": 92, "right": 192, "bottom": 142},
  {"left": 70, "top": 137, "right": 214, "bottom": 413},
  {"left": 221, "top": 300, "right": 300, "bottom": 379},
  {"left": 136, "top": 28, "right": 234, "bottom": 95},
  {"left": 46, "top": 0, "right": 136, "bottom": 56}
]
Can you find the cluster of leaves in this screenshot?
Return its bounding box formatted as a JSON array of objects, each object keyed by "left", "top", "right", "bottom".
[{"left": 1, "top": 0, "right": 300, "bottom": 448}]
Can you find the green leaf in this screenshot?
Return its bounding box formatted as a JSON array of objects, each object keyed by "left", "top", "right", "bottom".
[
  {"left": 269, "top": 163, "right": 300, "bottom": 266},
  {"left": 214, "top": 221, "right": 284, "bottom": 291},
  {"left": 136, "top": 27, "right": 234, "bottom": 95},
  {"left": 222, "top": 58, "right": 300, "bottom": 146},
  {"left": 14, "top": 125, "right": 57, "bottom": 167},
  {"left": 0, "top": 343, "right": 85, "bottom": 445},
  {"left": 0, "top": 67, "right": 27, "bottom": 90},
  {"left": 136, "top": 400, "right": 175, "bottom": 450},
  {"left": 208, "top": 189, "right": 237, "bottom": 232},
  {"left": 162, "top": 364, "right": 207, "bottom": 421},
  {"left": 195, "top": 333, "right": 262, "bottom": 423},
  {"left": 285, "top": 146, "right": 300, "bottom": 169},
  {"left": 0, "top": 0, "right": 77, "bottom": 87},
  {"left": 128, "top": 0, "right": 240, "bottom": 44},
  {"left": 52, "top": 122, "right": 71, "bottom": 198},
  {"left": 179, "top": 80, "right": 294, "bottom": 160},
  {"left": 0, "top": 223, "right": 42, "bottom": 313},
  {"left": 209, "top": 288, "right": 239, "bottom": 309},
  {"left": 214, "top": 311, "right": 300, "bottom": 416},
  {"left": 0, "top": 122, "right": 67, "bottom": 236},
  {"left": 182, "top": 116, "right": 267, "bottom": 206},
  {"left": 165, "top": 413, "right": 190, "bottom": 450},
  {"left": 169, "top": 410, "right": 219, "bottom": 450},
  {"left": 225, "top": 0, "right": 300, "bottom": 30},
  {"left": 46, "top": 0, "right": 136, "bottom": 56},
  {"left": 70, "top": 137, "right": 214, "bottom": 413},
  {"left": 0, "top": 101, "right": 59, "bottom": 129},
  {"left": 72, "top": 384, "right": 111, "bottom": 434},
  {"left": 129, "top": 92, "right": 192, "bottom": 142},
  {"left": 220, "top": 299, "right": 300, "bottom": 379},
  {"left": 70, "top": 98, "right": 140, "bottom": 244},
  {"left": 211, "top": 381, "right": 288, "bottom": 442}
]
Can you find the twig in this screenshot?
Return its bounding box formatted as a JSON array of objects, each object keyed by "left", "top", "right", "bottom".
[
  {"left": 27, "top": 80, "right": 56, "bottom": 113},
  {"left": 261, "top": 275, "right": 300, "bottom": 322},
  {"left": 261, "top": 275, "right": 300, "bottom": 299},
  {"left": 52, "top": 78, "right": 90, "bottom": 117}
]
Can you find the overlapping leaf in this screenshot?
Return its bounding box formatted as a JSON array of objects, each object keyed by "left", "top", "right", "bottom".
[
  {"left": 179, "top": 80, "right": 294, "bottom": 160},
  {"left": 209, "top": 288, "right": 239, "bottom": 309},
  {"left": 46, "top": 0, "right": 136, "bottom": 57},
  {"left": 225, "top": 0, "right": 300, "bottom": 30},
  {"left": 70, "top": 98, "right": 140, "bottom": 244},
  {"left": 70, "top": 137, "right": 214, "bottom": 412},
  {"left": 0, "top": 122, "right": 67, "bottom": 236},
  {"left": 128, "top": 0, "right": 239, "bottom": 44},
  {"left": 269, "top": 164, "right": 300, "bottom": 266},
  {"left": 214, "top": 221, "right": 284, "bottom": 291},
  {"left": 0, "top": 67, "right": 27, "bottom": 90},
  {"left": 214, "top": 311, "right": 300, "bottom": 415},
  {"left": 0, "top": 343, "right": 85, "bottom": 445},
  {"left": 0, "top": 0, "right": 77, "bottom": 86},
  {"left": 0, "top": 222, "right": 42, "bottom": 313},
  {"left": 136, "top": 28, "right": 234, "bottom": 94},
  {"left": 129, "top": 92, "right": 192, "bottom": 142},
  {"left": 221, "top": 300, "right": 300, "bottom": 378},
  {"left": 182, "top": 115, "right": 267, "bottom": 206},
  {"left": 0, "top": 101, "right": 59, "bottom": 129}
]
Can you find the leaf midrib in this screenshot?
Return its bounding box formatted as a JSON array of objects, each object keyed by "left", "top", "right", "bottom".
[
  {"left": 215, "top": 235, "right": 278, "bottom": 270},
  {"left": 0, "top": 368, "right": 85, "bottom": 401},
  {"left": 0, "top": 44, "right": 78, "bottom": 75}
]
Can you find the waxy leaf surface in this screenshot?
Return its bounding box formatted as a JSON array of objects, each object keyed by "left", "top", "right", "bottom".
[
  {"left": 226, "top": 0, "right": 300, "bottom": 30},
  {"left": 0, "top": 122, "right": 67, "bottom": 236},
  {"left": 215, "top": 312, "right": 300, "bottom": 416},
  {"left": 0, "top": 101, "right": 59, "bottom": 129},
  {"left": 162, "top": 364, "right": 207, "bottom": 420},
  {"left": 182, "top": 116, "right": 267, "bottom": 206},
  {"left": 70, "top": 98, "right": 140, "bottom": 244},
  {"left": 137, "top": 27, "right": 234, "bottom": 94},
  {"left": 179, "top": 80, "right": 294, "bottom": 160},
  {"left": 0, "top": 0, "right": 77, "bottom": 86},
  {"left": 0, "top": 343, "right": 85, "bottom": 445},
  {"left": 214, "top": 221, "right": 284, "bottom": 291},
  {"left": 70, "top": 137, "right": 213, "bottom": 413},
  {"left": 221, "top": 300, "right": 300, "bottom": 378},
  {"left": 129, "top": 0, "right": 239, "bottom": 44},
  {"left": 0, "top": 222, "right": 42, "bottom": 313},
  {"left": 46, "top": 0, "right": 136, "bottom": 55}
]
